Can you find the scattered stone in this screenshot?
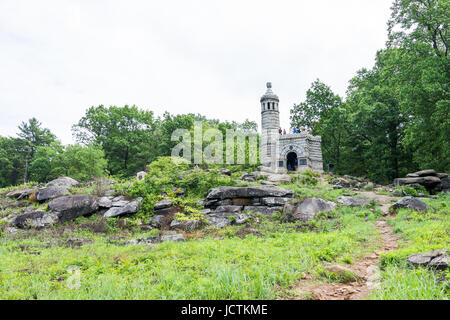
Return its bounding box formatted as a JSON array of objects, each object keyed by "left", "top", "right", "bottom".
[
  {"left": 48, "top": 195, "right": 99, "bottom": 222},
  {"left": 240, "top": 172, "right": 258, "bottom": 182},
  {"left": 261, "top": 197, "right": 291, "bottom": 207},
  {"left": 154, "top": 199, "right": 173, "bottom": 210},
  {"left": 136, "top": 171, "right": 147, "bottom": 181},
  {"left": 170, "top": 219, "right": 203, "bottom": 232},
  {"left": 243, "top": 206, "right": 280, "bottom": 215},
  {"left": 5, "top": 227, "right": 19, "bottom": 234},
  {"left": 36, "top": 187, "right": 68, "bottom": 202},
  {"left": 337, "top": 196, "right": 371, "bottom": 207},
  {"left": 407, "top": 249, "right": 448, "bottom": 270},
  {"left": 45, "top": 177, "right": 79, "bottom": 188},
  {"left": 324, "top": 265, "right": 360, "bottom": 282},
  {"left": 12, "top": 211, "right": 58, "bottom": 229},
  {"left": 219, "top": 168, "right": 231, "bottom": 176},
  {"left": 160, "top": 232, "right": 185, "bottom": 242},
  {"left": 391, "top": 196, "right": 428, "bottom": 212},
  {"left": 65, "top": 238, "right": 93, "bottom": 247},
  {"left": 283, "top": 198, "right": 337, "bottom": 222},
  {"left": 103, "top": 200, "right": 139, "bottom": 218}
]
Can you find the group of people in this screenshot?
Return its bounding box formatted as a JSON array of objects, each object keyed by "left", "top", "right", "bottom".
[{"left": 278, "top": 127, "right": 305, "bottom": 135}]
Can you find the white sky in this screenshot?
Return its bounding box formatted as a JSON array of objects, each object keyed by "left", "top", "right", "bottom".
[{"left": 0, "top": 0, "right": 393, "bottom": 144}]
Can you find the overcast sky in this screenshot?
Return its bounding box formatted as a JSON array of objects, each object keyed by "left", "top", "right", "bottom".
[{"left": 0, "top": 0, "right": 393, "bottom": 144}]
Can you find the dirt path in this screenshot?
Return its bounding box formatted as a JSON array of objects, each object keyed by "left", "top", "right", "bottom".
[{"left": 291, "top": 191, "right": 399, "bottom": 300}]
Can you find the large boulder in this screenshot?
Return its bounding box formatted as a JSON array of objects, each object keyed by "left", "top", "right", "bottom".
[
  {"left": 408, "top": 169, "right": 437, "bottom": 177},
  {"left": 103, "top": 200, "right": 139, "bottom": 218},
  {"left": 390, "top": 196, "right": 428, "bottom": 212},
  {"left": 170, "top": 219, "right": 204, "bottom": 232},
  {"left": 393, "top": 176, "right": 441, "bottom": 188},
  {"left": 36, "top": 187, "right": 68, "bottom": 202},
  {"left": 12, "top": 211, "right": 58, "bottom": 229},
  {"left": 206, "top": 186, "right": 294, "bottom": 200},
  {"left": 48, "top": 195, "right": 99, "bottom": 222},
  {"left": 283, "top": 198, "right": 337, "bottom": 222},
  {"left": 407, "top": 249, "right": 448, "bottom": 270},
  {"left": 337, "top": 196, "right": 371, "bottom": 207},
  {"left": 45, "top": 177, "right": 79, "bottom": 188}
]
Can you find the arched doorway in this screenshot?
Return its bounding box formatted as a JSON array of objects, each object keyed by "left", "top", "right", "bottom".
[{"left": 286, "top": 152, "right": 298, "bottom": 171}]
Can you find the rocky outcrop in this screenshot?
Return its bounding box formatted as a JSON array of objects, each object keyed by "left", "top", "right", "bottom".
[
  {"left": 45, "top": 177, "right": 79, "bottom": 188},
  {"left": 12, "top": 211, "right": 58, "bottom": 229},
  {"left": 390, "top": 196, "right": 428, "bottom": 212},
  {"left": 153, "top": 198, "right": 183, "bottom": 216},
  {"left": 103, "top": 199, "right": 140, "bottom": 218},
  {"left": 36, "top": 187, "right": 69, "bottom": 202},
  {"left": 337, "top": 196, "right": 371, "bottom": 207},
  {"left": 394, "top": 169, "right": 449, "bottom": 194},
  {"left": 283, "top": 198, "right": 337, "bottom": 222},
  {"left": 407, "top": 249, "right": 448, "bottom": 270},
  {"left": 202, "top": 186, "right": 294, "bottom": 228},
  {"left": 48, "top": 195, "right": 99, "bottom": 222}
]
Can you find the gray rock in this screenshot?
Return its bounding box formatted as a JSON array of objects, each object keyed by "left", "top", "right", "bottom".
[
  {"left": 407, "top": 249, "right": 448, "bottom": 270},
  {"left": 149, "top": 215, "right": 166, "bottom": 228},
  {"left": 219, "top": 168, "right": 231, "bottom": 176},
  {"left": 440, "top": 177, "right": 450, "bottom": 189},
  {"left": 241, "top": 172, "right": 258, "bottom": 182},
  {"left": 12, "top": 211, "right": 58, "bottom": 229},
  {"left": 36, "top": 187, "right": 69, "bottom": 202},
  {"left": 261, "top": 197, "right": 290, "bottom": 207},
  {"left": 214, "top": 205, "right": 244, "bottom": 213},
  {"left": 436, "top": 173, "right": 449, "bottom": 179},
  {"left": 170, "top": 219, "right": 203, "bottom": 232},
  {"left": 283, "top": 198, "right": 337, "bottom": 222},
  {"left": 411, "top": 169, "right": 437, "bottom": 177},
  {"left": 153, "top": 205, "right": 182, "bottom": 216},
  {"left": 45, "top": 177, "right": 79, "bottom": 188},
  {"left": 393, "top": 176, "right": 441, "bottom": 188},
  {"left": 5, "top": 227, "right": 19, "bottom": 234},
  {"left": 5, "top": 188, "right": 37, "bottom": 200},
  {"left": 136, "top": 171, "right": 147, "bottom": 181},
  {"left": 243, "top": 206, "right": 280, "bottom": 215},
  {"left": 97, "top": 197, "right": 113, "bottom": 208},
  {"left": 337, "top": 196, "right": 371, "bottom": 207},
  {"left": 391, "top": 196, "right": 428, "bottom": 212},
  {"left": 48, "top": 195, "right": 99, "bottom": 222},
  {"left": 206, "top": 186, "right": 294, "bottom": 200},
  {"left": 103, "top": 200, "right": 139, "bottom": 218},
  {"left": 111, "top": 200, "right": 130, "bottom": 207},
  {"left": 206, "top": 216, "right": 231, "bottom": 229},
  {"left": 160, "top": 233, "right": 185, "bottom": 242},
  {"left": 260, "top": 180, "right": 276, "bottom": 186},
  {"left": 154, "top": 199, "right": 173, "bottom": 210}
]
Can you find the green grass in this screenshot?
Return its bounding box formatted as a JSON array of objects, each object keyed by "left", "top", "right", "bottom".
[
  {"left": 369, "top": 194, "right": 450, "bottom": 300},
  {"left": 0, "top": 207, "right": 379, "bottom": 299}
]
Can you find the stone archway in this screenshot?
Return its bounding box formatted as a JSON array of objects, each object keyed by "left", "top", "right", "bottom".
[{"left": 286, "top": 152, "right": 298, "bottom": 171}]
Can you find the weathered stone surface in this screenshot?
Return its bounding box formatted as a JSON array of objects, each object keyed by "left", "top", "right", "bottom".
[
  {"left": 260, "top": 180, "right": 276, "bottom": 186},
  {"left": 412, "top": 169, "right": 437, "bottom": 177},
  {"left": 240, "top": 172, "right": 258, "bottom": 182},
  {"left": 111, "top": 200, "right": 129, "bottom": 207},
  {"left": 206, "top": 186, "right": 294, "bottom": 200},
  {"left": 65, "top": 238, "right": 93, "bottom": 247},
  {"left": 149, "top": 215, "right": 166, "bottom": 228},
  {"left": 261, "top": 197, "right": 291, "bottom": 207},
  {"left": 337, "top": 196, "right": 371, "bottom": 207},
  {"left": 391, "top": 196, "right": 428, "bottom": 212},
  {"left": 5, "top": 188, "right": 37, "bottom": 200},
  {"left": 97, "top": 196, "right": 113, "bottom": 208},
  {"left": 243, "top": 206, "right": 280, "bottom": 215},
  {"left": 436, "top": 173, "right": 449, "bottom": 179},
  {"left": 283, "top": 198, "right": 337, "bottom": 222},
  {"left": 393, "top": 176, "right": 441, "bottom": 188},
  {"left": 441, "top": 177, "right": 450, "bottom": 189},
  {"left": 48, "top": 195, "right": 99, "bottom": 222},
  {"left": 206, "top": 211, "right": 249, "bottom": 228},
  {"left": 45, "top": 177, "right": 79, "bottom": 188},
  {"left": 407, "top": 249, "right": 448, "bottom": 270},
  {"left": 103, "top": 200, "right": 139, "bottom": 218},
  {"left": 258, "top": 166, "right": 277, "bottom": 174},
  {"left": 36, "top": 187, "right": 68, "bottom": 202},
  {"left": 231, "top": 198, "right": 253, "bottom": 206},
  {"left": 214, "top": 205, "right": 244, "bottom": 213},
  {"left": 136, "top": 171, "right": 147, "bottom": 181},
  {"left": 160, "top": 233, "right": 185, "bottom": 242},
  {"left": 12, "top": 211, "right": 58, "bottom": 229},
  {"left": 154, "top": 199, "right": 173, "bottom": 210},
  {"left": 170, "top": 219, "right": 203, "bottom": 232}
]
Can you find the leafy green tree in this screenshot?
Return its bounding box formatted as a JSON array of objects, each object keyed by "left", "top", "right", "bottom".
[
  {"left": 62, "top": 144, "right": 108, "bottom": 181},
  {"left": 72, "top": 105, "right": 158, "bottom": 177},
  {"left": 17, "top": 117, "right": 56, "bottom": 159},
  {"left": 29, "top": 142, "right": 65, "bottom": 183}
]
